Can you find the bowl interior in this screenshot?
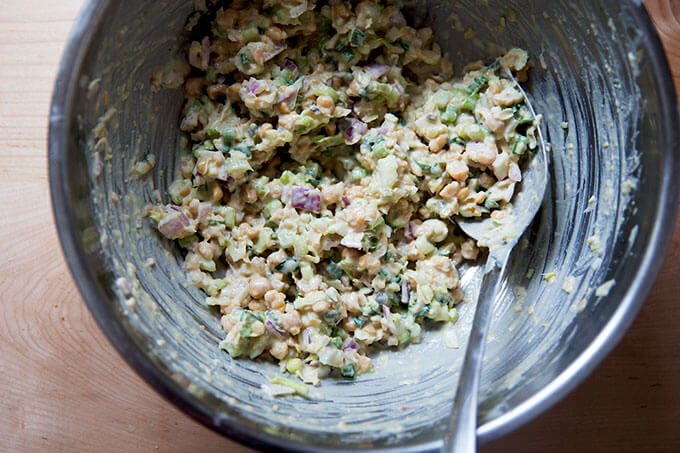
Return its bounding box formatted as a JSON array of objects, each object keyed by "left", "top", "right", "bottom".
[{"left": 50, "top": 0, "right": 679, "bottom": 450}]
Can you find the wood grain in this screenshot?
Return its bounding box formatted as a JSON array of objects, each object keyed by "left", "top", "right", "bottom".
[{"left": 0, "top": 1, "right": 678, "bottom": 452}]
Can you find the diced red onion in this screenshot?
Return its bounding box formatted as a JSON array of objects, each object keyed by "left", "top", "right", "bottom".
[
  {"left": 197, "top": 202, "right": 212, "bottom": 223},
  {"left": 365, "top": 64, "right": 390, "bottom": 78},
  {"left": 249, "top": 79, "right": 262, "bottom": 94},
  {"left": 342, "top": 337, "right": 359, "bottom": 352},
  {"left": 276, "top": 84, "right": 301, "bottom": 110},
  {"left": 264, "top": 43, "right": 286, "bottom": 62},
  {"left": 401, "top": 281, "right": 410, "bottom": 304},
  {"left": 158, "top": 208, "right": 193, "bottom": 240},
  {"left": 291, "top": 186, "right": 321, "bottom": 213},
  {"left": 341, "top": 195, "right": 351, "bottom": 206},
  {"left": 405, "top": 222, "right": 414, "bottom": 240},
  {"left": 201, "top": 36, "right": 210, "bottom": 68},
  {"left": 283, "top": 59, "right": 298, "bottom": 74},
  {"left": 265, "top": 319, "right": 286, "bottom": 339},
  {"left": 344, "top": 119, "right": 368, "bottom": 145},
  {"left": 382, "top": 305, "right": 396, "bottom": 333},
  {"left": 302, "top": 328, "right": 313, "bottom": 347},
  {"left": 92, "top": 151, "right": 103, "bottom": 177}
]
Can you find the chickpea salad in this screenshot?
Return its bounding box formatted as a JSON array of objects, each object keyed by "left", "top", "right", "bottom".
[{"left": 148, "top": 0, "right": 539, "bottom": 386}]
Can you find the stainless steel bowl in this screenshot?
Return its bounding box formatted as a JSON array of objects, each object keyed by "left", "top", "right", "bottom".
[{"left": 49, "top": 0, "right": 680, "bottom": 450}]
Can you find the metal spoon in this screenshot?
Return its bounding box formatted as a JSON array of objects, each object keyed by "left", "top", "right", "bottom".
[{"left": 442, "top": 74, "right": 548, "bottom": 452}]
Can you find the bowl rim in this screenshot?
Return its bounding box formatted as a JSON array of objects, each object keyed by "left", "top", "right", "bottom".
[{"left": 48, "top": 0, "right": 680, "bottom": 451}]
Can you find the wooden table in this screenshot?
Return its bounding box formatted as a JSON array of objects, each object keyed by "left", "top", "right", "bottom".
[{"left": 2, "top": 1, "right": 678, "bottom": 451}]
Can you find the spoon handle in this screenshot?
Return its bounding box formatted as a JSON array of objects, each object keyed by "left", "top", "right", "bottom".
[{"left": 443, "top": 261, "right": 505, "bottom": 453}]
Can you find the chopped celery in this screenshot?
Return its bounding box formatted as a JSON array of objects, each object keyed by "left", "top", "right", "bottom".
[
  {"left": 178, "top": 234, "right": 198, "bottom": 248},
  {"left": 286, "top": 358, "right": 303, "bottom": 374},
  {"left": 441, "top": 104, "right": 458, "bottom": 125},
  {"left": 295, "top": 115, "right": 320, "bottom": 134},
  {"left": 199, "top": 259, "right": 216, "bottom": 272},
  {"left": 263, "top": 199, "right": 283, "bottom": 219},
  {"left": 462, "top": 94, "right": 478, "bottom": 112},
  {"left": 225, "top": 154, "right": 253, "bottom": 179},
  {"left": 269, "top": 375, "right": 309, "bottom": 397},
  {"left": 222, "top": 206, "right": 236, "bottom": 228},
  {"left": 312, "top": 134, "right": 344, "bottom": 148},
  {"left": 350, "top": 166, "right": 369, "bottom": 181},
  {"left": 311, "top": 84, "right": 340, "bottom": 102},
  {"left": 242, "top": 26, "right": 259, "bottom": 43},
  {"left": 371, "top": 141, "right": 389, "bottom": 158},
  {"left": 206, "top": 128, "right": 221, "bottom": 139},
  {"left": 366, "top": 81, "right": 400, "bottom": 107}
]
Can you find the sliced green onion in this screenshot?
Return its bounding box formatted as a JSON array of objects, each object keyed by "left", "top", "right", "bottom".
[
  {"left": 326, "top": 261, "right": 344, "bottom": 279},
  {"left": 512, "top": 135, "right": 529, "bottom": 155},
  {"left": 349, "top": 28, "right": 365, "bottom": 46},
  {"left": 275, "top": 257, "right": 299, "bottom": 275},
  {"left": 330, "top": 336, "right": 343, "bottom": 349},
  {"left": 341, "top": 363, "right": 356, "bottom": 378},
  {"left": 393, "top": 38, "right": 409, "bottom": 51},
  {"left": 449, "top": 136, "right": 467, "bottom": 146},
  {"left": 467, "top": 75, "right": 488, "bottom": 95},
  {"left": 484, "top": 197, "right": 500, "bottom": 209}
]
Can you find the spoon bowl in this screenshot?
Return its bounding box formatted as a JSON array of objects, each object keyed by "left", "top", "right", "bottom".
[{"left": 443, "top": 73, "right": 549, "bottom": 452}]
